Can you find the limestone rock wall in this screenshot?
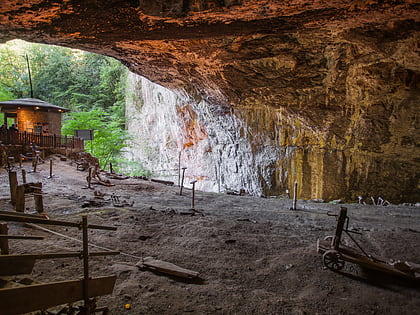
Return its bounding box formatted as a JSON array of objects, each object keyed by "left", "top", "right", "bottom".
[
  {"left": 1, "top": 1, "right": 419, "bottom": 202},
  {"left": 124, "top": 73, "right": 277, "bottom": 195},
  {"left": 124, "top": 25, "right": 420, "bottom": 203}
]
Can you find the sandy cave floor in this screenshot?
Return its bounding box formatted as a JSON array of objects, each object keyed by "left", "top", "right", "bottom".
[{"left": 0, "top": 155, "right": 419, "bottom": 315}]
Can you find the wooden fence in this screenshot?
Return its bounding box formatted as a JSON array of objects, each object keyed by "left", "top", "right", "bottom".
[{"left": 0, "top": 130, "right": 84, "bottom": 151}]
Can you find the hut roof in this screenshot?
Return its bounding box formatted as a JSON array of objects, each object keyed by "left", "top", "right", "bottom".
[{"left": 0, "top": 98, "right": 70, "bottom": 112}]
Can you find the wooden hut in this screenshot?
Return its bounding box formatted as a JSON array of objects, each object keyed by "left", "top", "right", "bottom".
[{"left": 0, "top": 98, "right": 69, "bottom": 135}]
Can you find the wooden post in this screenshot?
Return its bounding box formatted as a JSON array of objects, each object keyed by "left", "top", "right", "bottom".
[
  {"left": 82, "top": 215, "right": 90, "bottom": 311},
  {"left": 190, "top": 180, "right": 197, "bottom": 210},
  {"left": 49, "top": 159, "right": 53, "bottom": 178},
  {"left": 21, "top": 169, "right": 27, "bottom": 184},
  {"left": 87, "top": 167, "right": 92, "bottom": 189},
  {"left": 33, "top": 183, "right": 44, "bottom": 213},
  {"left": 0, "top": 224, "right": 9, "bottom": 255},
  {"left": 7, "top": 156, "right": 14, "bottom": 169},
  {"left": 178, "top": 151, "right": 181, "bottom": 187},
  {"left": 14, "top": 185, "right": 25, "bottom": 212},
  {"left": 109, "top": 162, "right": 114, "bottom": 174},
  {"left": 179, "top": 167, "right": 187, "bottom": 196},
  {"left": 33, "top": 155, "right": 38, "bottom": 172},
  {"left": 332, "top": 207, "right": 347, "bottom": 250},
  {"left": 291, "top": 181, "right": 298, "bottom": 210},
  {"left": 8, "top": 170, "right": 18, "bottom": 205}
]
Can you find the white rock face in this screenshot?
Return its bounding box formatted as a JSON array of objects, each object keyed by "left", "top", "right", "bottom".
[{"left": 124, "top": 72, "right": 277, "bottom": 195}]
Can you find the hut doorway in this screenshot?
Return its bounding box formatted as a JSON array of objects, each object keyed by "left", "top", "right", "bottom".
[{"left": 3, "top": 112, "right": 17, "bottom": 128}]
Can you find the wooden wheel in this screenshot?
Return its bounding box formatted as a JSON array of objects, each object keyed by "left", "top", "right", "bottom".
[
  {"left": 323, "top": 250, "right": 345, "bottom": 271},
  {"left": 323, "top": 235, "right": 333, "bottom": 242}
]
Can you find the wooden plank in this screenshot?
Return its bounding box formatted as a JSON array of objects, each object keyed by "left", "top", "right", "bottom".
[
  {"left": 0, "top": 276, "right": 117, "bottom": 315},
  {"left": 0, "top": 234, "right": 44, "bottom": 240},
  {"left": 0, "top": 213, "right": 117, "bottom": 231},
  {"left": 0, "top": 257, "right": 35, "bottom": 276},
  {"left": 8, "top": 171, "right": 17, "bottom": 205},
  {"left": 0, "top": 251, "right": 120, "bottom": 262},
  {"left": 0, "top": 223, "right": 9, "bottom": 254},
  {"left": 138, "top": 257, "right": 200, "bottom": 279},
  {"left": 0, "top": 210, "right": 44, "bottom": 219},
  {"left": 14, "top": 185, "right": 25, "bottom": 212},
  {"left": 317, "top": 239, "right": 416, "bottom": 279}
]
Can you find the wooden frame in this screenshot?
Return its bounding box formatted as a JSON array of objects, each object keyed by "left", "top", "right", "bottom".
[{"left": 0, "top": 212, "right": 119, "bottom": 314}]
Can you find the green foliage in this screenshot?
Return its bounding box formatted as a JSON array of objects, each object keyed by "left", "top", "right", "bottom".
[
  {"left": 0, "top": 41, "right": 30, "bottom": 98},
  {"left": 112, "top": 158, "right": 152, "bottom": 177},
  {"left": 0, "top": 39, "right": 136, "bottom": 171},
  {"left": 0, "top": 83, "right": 15, "bottom": 101},
  {"left": 62, "top": 109, "right": 130, "bottom": 168}
]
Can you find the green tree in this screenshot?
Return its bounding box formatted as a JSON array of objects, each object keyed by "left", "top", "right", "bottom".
[
  {"left": 0, "top": 40, "right": 133, "bottom": 172},
  {"left": 62, "top": 109, "right": 130, "bottom": 168},
  {"left": 0, "top": 41, "right": 30, "bottom": 98}
]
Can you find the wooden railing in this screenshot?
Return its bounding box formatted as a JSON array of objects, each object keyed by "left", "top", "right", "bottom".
[{"left": 0, "top": 130, "right": 84, "bottom": 151}]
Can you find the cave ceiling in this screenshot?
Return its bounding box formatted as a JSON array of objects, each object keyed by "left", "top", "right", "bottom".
[{"left": 1, "top": 1, "right": 418, "bottom": 110}]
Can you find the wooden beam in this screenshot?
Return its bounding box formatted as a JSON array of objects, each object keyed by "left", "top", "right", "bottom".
[
  {"left": 0, "top": 251, "right": 120, "bottom": 262},
  {"left": 0, "top": 213, "right": 117, "bottom": 231},
  {"left": 8, "top": 171, "right": 17, "bottom": 205},
  {"left": 0, "top": 276, "right": 117, "bottom": 315},
  {"left": 139, "top": 257, "right": 201, "bottom": 280},
  {"left": 0, "top": 210, "right": 44, "bottom": 219},
  {"left": 14, "top": 185, "right": 25, "bottom": 212},
  {"left": 0, "top": 257, "right": 35, "bottom": 276},
  {"left": 0, "top": 223, "right": 9, "bottom": 254},
  {"left": 0, "top": 234, "right": 44, "bottom": 240},
  {"left": 33, "top": 182, "right": 44, "bottom": 213}
]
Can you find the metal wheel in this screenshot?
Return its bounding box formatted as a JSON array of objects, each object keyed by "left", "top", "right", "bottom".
[{"left": 322, "top": 250, "right": 345, "bottom": 271}]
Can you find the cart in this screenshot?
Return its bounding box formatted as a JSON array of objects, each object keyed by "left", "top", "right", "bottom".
[{"left": 317, "top": 207, "right": 420, "bottom": 280}]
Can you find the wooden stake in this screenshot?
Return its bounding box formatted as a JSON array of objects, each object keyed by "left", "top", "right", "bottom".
[
  {"left": 85, "top": 167, "right": 93, "bottom": 189},
  {"left": 178, "top": 151, "right": 181, "bottom": 187},
  {"left": 32, "top": 155, "right": 38, "bottom": 172},
  {"left": 14, "top": 185, "right": 25, "bottom": 213},
  {"left": 49, "top": 159, "right": 53, "bottom": 178},
  {"left": 190, "top": 180, "right": 197, "bottom": 210},
  {"left": 0, "top": 224, "right": 9, "bottom": 255},
  {"left": 109, "top": 162, "right": 114, "bottom": 174},
  {"left": 21, "top": 169, "right": 26, "bottom": 184},
  {"left": 8, "top": 170, "right": 18, "bottom": 205},
  {"left": 332, "top": 207, "right": 347, "bottom": 250},
  {"left": 33, "top": 183, "right": 44, "bottom": 213},
  {"left": 179, "top": 167, "right": 187, "bottom": 196},
  {"left": 82, "top": 215, "right": 90, "bottom": 310},
  {"left": 291, "top": 181, "right": 298, "bottom": 210}
]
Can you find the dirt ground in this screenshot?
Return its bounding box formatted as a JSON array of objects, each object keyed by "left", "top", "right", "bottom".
[{"left": 0, "top": 155, "right": 419, "bottom": 315}]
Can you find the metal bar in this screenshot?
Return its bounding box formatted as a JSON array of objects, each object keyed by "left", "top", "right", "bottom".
[{"left": 344, "top": 229, "right": 370, "bottom": 258}]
